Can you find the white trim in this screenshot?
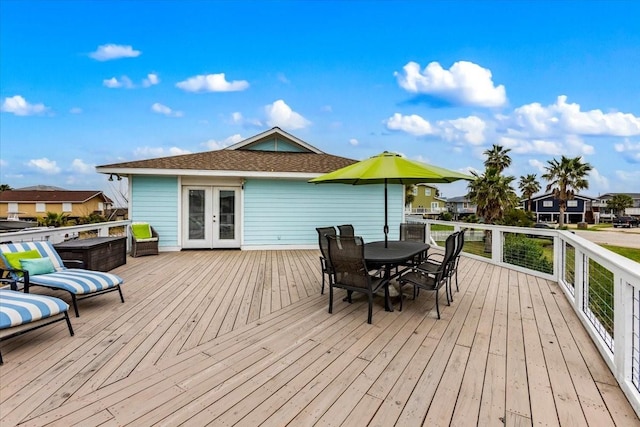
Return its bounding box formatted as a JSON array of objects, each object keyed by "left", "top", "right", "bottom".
[
  {"left": 96, "top": 167, "right": 320, "bottom": 180},
  {"left": 241, "top": 244, "right": 317, "bottom": 251}
]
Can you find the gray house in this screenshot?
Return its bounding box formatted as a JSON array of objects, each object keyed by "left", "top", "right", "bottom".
[
  {"left": 523, "top": 192, "right": 596, "bottom": 224},
  {"left": 445, "top": 196, "right": 477, "bottom": 220}
]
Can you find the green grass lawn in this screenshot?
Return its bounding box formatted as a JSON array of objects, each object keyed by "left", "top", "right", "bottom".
[{"left": 601, "top": 244, "right": 640, "bottom": 262}]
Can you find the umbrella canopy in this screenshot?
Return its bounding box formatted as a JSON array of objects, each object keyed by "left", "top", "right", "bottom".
[{"left": 309, "top": 151, "right": 473, "bottom": 246}]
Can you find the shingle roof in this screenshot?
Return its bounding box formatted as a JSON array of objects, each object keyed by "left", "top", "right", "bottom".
[
  {"left": 98, "top": 149, "right": 357, "bottom": 174},
  {"left": 0, "top": 190, "right": 111, "bottom": 203}
]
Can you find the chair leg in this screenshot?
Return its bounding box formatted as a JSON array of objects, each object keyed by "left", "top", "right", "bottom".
[
  {"left": 64, "top": 312, "right": 75, "bottom": 336},
  {"left": 71, "top": 295, "right": 80, "bottom": 317},
  {"left": 435, "top": 289, "right": 441, "bottom": 319},
  {"left": 367, "top": 294, "right": 373, "bottom": 324},
  {"left": 117, "top": 285, "right": 125, "bottom": 303},
  {"left": 329, "top": 285, "right": 335, "bottom": 314},
  {"left": 321, "top": 273, "right": 325, "bottom": 295},
  {"left": 455, "top": 270, "right": 460, "bottom": 292}
]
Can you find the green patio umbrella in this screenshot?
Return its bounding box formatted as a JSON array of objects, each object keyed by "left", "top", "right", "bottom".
[{"left": 309, "top": 151, "right": 473, "bottom": 247}]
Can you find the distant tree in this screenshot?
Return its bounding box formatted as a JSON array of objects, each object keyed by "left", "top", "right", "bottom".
[
  {"left": 518, "top": 174, "right": 541, "bottom": 211},
  {"left": 483, "top": 144, "right": 512, "bottom": 173},
  {"left": 39, "top": 212, "right": 69, "bottom": 227},
  {"left": 542, "top": 156, "right": 592, "bottom": 228},
  {"left": 607, "top": 194, "right": 633, "bottom": 216},
  {"left": 0, "top": 184, "right": 12, "bottom": 192},
  {"left": 405, "top": 185, "right": 416, "bottom": 207}
]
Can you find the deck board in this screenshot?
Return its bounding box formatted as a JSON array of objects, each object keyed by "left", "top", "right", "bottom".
[{"left": 0, "top": 249, "right": 638, "bottom": 426}]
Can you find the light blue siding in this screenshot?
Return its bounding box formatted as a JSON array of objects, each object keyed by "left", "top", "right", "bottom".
[
  {"left": 243, "top": 179, "right": 404, "bottom": 246},
  {"left": 247, "top": 138, "right": 307, "bottom": 152},
  {"left": 130, "top": 176, "right": 179, "bottom": 247}
]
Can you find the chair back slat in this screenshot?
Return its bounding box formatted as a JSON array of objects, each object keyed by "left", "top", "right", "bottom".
[
  {"left": 400, "top": 223, "right": 426, "bottom": 243},
  {"left": 337, "top": 224, "right": 355, "bottom": 237},
  {"left": 315, "top": 227, "right": 337, "bottom": 260},
  {"left": 327, "top": 235, "right": 368, "bottom": 289}
]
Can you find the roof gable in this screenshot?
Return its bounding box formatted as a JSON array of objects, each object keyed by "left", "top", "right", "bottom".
[
  {"left": 226, "top": 127, "right": 323, "bottom": 154},
  {"left": 529, "top": 192, "right": 596, "bottom": 202},
  {"left": 0, "top": 190, "right": 110, "bottom": 203}
]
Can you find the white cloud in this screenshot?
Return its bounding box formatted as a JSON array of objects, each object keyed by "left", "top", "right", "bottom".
[
  {"left": 69, "top": 107, "right": 83, "bottom": 114},
  {"left": 384, "top": 113, "right": 433, "bottom": 136},
  {"left": 616, "top": 170, "right": 640, "bottom": 183},
  {"left": 151, "top": 102, "right": 183, "bottom": 117},
  {"left": 103, "top": 76, "right": 133, "bottom": 89},
  {"left": 27, "top": 158, "right": 60, "bottom": 174},
  {"left": 202, "top": 134, "right": 244, "bottom": 150},
  {"left": 265, "top": 99, "right": 310, "bottom": 129},
  {"left": 89, "top": 44, "right": 141, "bottom": 61},
  {"left": 176, "top": 73, "right": 249, "bottom": 92},
  {"left": 508, "top": 96, "right": 640, "bottom": 137},
  {"left": 614, "top": 139, "right": 640, "bottom": 163},
  {"left": 349, "top": 138, "right": 359, "bottom": 146},
  {"left": 70, "top": 159, "right": 94, "bottom": 174},
  {"left": 588, "top": 168, "right": 609, "bottom": 190},
  {"left": 277, "top": 72, "right": 290, "bottom": 84},
  {"left": 0, "top": 159, "right": 7, "bottom": 167},
  {"left": 528, "top": 159, "right": 546, "bottom": 173},
  {"left": 436, "top": 115, "right": 486, "bottom": 145},
  {"left": 395, "top": 60, "right": 507, "bottom": 107},
  {"left": 142, "top": 73, "right": 160, "bottom": 87},
  {"left": 321, "top": 105, "right": 333, "bottom": 113},
  {"left": 1, "top": 95, "right": 48, "bottom": 116}
]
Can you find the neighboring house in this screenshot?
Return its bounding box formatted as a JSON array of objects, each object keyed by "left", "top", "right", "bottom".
[
  {"left": 591, "top": 193, "right": 640, "bottom": 220},
  {"left": 523, "top": 192, "right": 596, "bottom": 224},
  {"left": 446, "top": 196, "right": 476, "bottom": 220},
  {"left": 96, "top": 127, "right": 406, "bottom": 251},
  {"left": 406, "top": 184, "right": 447, "bottom": 217},
  {"left": 0, "top": 187, "right": 113, "bottom": 221}
]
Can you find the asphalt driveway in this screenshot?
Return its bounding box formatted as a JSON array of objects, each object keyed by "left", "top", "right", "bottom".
[{"left": 574, "top": 227, "right": 640, "bottom": 249}]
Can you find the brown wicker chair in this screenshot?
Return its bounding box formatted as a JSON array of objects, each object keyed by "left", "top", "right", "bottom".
[
  {"left": 130, "top": 224, "right": 159, "bottom": 257},
  {"left": 316, "top": 226, "right": 337, "bottom": 294}
]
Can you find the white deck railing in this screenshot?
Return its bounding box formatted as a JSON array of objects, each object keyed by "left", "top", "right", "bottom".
[
  {"left": 0, "top": 220, "right": 131, "bottom": 246},
  {"left": 417, "top": 219, "right": 640, "bottom": 416}
]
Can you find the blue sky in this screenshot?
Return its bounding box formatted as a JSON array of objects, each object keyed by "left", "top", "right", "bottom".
[{"left": 1, "top": 0, "right": 639, "bottom": 204}]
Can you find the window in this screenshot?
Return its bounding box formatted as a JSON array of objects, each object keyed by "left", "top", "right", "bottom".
[
  {"left": 62, "top": 203, "right": 72, "bottom": 212},
  {"left": 543, "top": 201, "right": 553, "bottom": 207},
  {"left": 412, "top": 187, "right": 418, "bottom": 196},
  {"left": 36, "top": 202, "right": 46, "bottom": 212},
  {"left": 425, "top": 188, "right": 431, "bottom": 196},
  {"left": 431, "top": 202, "right": 439, "bottom": 210},
  {"left": 8, "top": 202, "right": 18, "bottom": 212},
  {"left": 98, "top": 202, "right": 104, "bottom": 212},
  {"left": 567, "top": 200, "right": 578, "bottom": 208}
]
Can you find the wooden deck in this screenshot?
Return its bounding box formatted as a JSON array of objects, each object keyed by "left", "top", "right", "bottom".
[{"left": 1, "top": 249, "right": 638, "bottom": 426}]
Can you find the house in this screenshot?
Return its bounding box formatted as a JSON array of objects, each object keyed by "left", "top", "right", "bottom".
[
  {"left": 0, "top": 186, "right": 112, "bottom": 221},
  {"left": 96, "top": 127, "right": 406, "bottom": 250},
  {"left": 406, "top": 184, "right": 447, "bottom": 217},
  {"left": 523, "top": 192, "right": 596, "bottom": 224},
  {"left": 591, "top": 193, "right": 640, "bottom": 220},
  {"left": 446, "top": 196, "right": 476, "bottom": 220}
]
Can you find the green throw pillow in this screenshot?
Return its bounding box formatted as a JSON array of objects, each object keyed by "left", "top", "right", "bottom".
[
  {"left": 3, "top": 249, "right": 42, "bottom": 270},
  {"left": 20, "top": 257, "right": 56, "bottom": 275},
  {"left": 132, "top": 223, "right": 152, "bottom": 239}
]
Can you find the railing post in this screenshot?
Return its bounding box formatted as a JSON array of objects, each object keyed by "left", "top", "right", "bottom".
[
  {"left": 614, "top": 272, "right": 632, "bottom": 391},
  {"left": 574, "top": 246, "right": 585, "bottom": 316},
  {"left": 492, "top": 227, "right": 502, "bottom": 265}
]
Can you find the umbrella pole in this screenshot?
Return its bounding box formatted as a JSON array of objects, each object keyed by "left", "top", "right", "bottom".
[{"left": 384, "top": 179, "right": 388, "bottom": 248}]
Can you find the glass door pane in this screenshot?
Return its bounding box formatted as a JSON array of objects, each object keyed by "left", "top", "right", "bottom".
[
  {"left": 188, "top": 189, "right": 206, "bottom": 239},
  {"left": 218, "top": 190, "right": 235, "bottom": 240}
]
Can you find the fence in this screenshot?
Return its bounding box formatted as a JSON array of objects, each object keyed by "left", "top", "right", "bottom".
[
  {"left": 417, "top": 218, "right": 640, "bottom": 416},
  {"left": 0, "top": 220, "right": 131, "bottom": 246}
]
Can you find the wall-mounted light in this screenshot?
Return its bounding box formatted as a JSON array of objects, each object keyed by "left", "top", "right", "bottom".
[
  {"left": 108, "top": 173, "right": 123, "bottom": 181},
  {"left": 108, "top": 174, "right": 114, "bottom": 181}
]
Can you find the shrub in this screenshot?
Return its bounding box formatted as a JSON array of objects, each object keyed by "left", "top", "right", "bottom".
[
  {"left": 503, "top": 234, "right": 553, "bottom": 274},
  {"left": 438, "top": 212, "right": 453, "bottom": 221}
]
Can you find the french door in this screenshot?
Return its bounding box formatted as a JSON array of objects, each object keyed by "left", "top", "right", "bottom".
[{"left": 182, "top": 186, "right": 240, "bottom": 249}]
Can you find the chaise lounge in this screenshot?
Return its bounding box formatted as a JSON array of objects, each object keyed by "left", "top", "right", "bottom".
[
  {"left": 0, "top": 240, "right": 124, "bottom": 317},
  {"left": 0, "top": 279, "right": 74, "bottom": 364}
]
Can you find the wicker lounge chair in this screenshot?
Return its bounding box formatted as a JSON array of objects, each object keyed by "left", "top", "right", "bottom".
[{"left": 130, "top": 223, "right": 159, "bottom": 257}]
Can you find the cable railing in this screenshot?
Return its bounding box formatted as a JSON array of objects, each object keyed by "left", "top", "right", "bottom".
[{"left": 418, "top": 218, "right": 640, "bottom": 417}]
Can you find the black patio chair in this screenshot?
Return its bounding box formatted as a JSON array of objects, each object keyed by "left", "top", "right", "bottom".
[
  {"left": 327, "top": 235, "right": 389, "bottom": 324},
  {"left": 399, "top": 223, "right": 428, "bottom": 266},
  {"left": 337, "top": 224, "right": 355, "bottom": 236},
  {"left": 397, "top": 232, "right": 457, "bottom": 318},
  {"left": 315, "top": 226, "right": 337, "bottom": 294}
]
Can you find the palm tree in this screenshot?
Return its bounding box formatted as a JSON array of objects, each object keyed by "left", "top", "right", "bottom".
[
  {"left": 483, "top": 144, "right": 512, "bottom": 173},
  {"left": 468, "top": 167, "right": 518, "bottom": 252},
  {"left": 606, "top": 194, "right": 633, "bottom": 216},
  {"left": 542, "top": 156, "right": 593, "bottom": 227},
  {"left": 518, "top": 174, "right": 541, "bottom": 211},
  {"left": 0, "top": 184, "right": 12, "bottom": 192}
]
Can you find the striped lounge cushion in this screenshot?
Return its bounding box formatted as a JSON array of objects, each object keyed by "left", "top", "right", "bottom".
[
  {"left": 28, "top": 269, "right": 122, "bottom": 295},
  {"left": 0, "top": 289, "right": 69, "bottom": 329}
]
